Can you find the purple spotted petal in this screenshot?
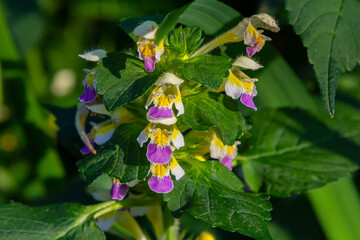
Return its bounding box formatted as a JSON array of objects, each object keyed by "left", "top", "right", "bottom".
[
  {"left": 148, "top": 107, "right": 174, "bottom": 119},
  {"left": 79, "top": 85, "right": 97, "bottom": 103},
  {"left": 146, "top": 143, "right": 172, "bottom": 164},
  {"left": 144, "top": 56, "right": 156, "bottom": 72},
  {"left": 220, "top": 155, "right": 233, "bottom": 170},
  {"left": 240, "top": 93, "right": 257, "bottom": 110},
  {"left": 148, "top": 176, "right": 173, "bottom": 193},
  {"left": 110, "top": 181, "right": 129, "bottom": 201},
  {"left": 80, "top": 139, "right": 95, "bottom": 154}
]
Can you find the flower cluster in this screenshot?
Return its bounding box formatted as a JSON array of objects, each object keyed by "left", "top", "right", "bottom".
[{"left": 137, "top": 73, "right": 185, "bottom": 193}]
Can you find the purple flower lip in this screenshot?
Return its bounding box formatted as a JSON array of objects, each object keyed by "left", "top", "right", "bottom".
[
  {"left": 148, "top": 107, "right": 174, "bottom": 119},
  {"left": 79, "top": 85, "right": 97, "bottom": 103},
  {"left": 148, "top": 175, "right": 173, "bottom": 193},
  {"left": 146, "top": 143, "right": 172, "bottom": 164},
  {"left": 80, "top": 139, "right": 95, "bottom": 154},
  {"left": 240, "top": 93, "right": 257, "bottom": 110},
  {"left": 110, "top": 181, "right": 129, "bottom": 201},
  {"left": 144, "top": 56, "right": 156, "bottom": 72},
  {"left": 220, "top": 155, "right": 233, "bottom": 170}
]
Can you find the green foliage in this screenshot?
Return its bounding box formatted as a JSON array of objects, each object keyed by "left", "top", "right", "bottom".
[
  {"left": 286, "top": 0, "right": 360, "bottom": 116},
  {"left": 164, "top": 158, "right": 272, "bottom": 240},
  {"left": 174, "top": 55, "right": 232, "bottom": 90},
  {"left": 0, "top": 202, "right": 106, "bottom": 240},
  {"left": 95, "top": 52, "right": 160, "bottom": 111},
  {"left": 240, "top": 108, "right": 360, "bottom": 197},
  {"left": 167, "top": 26, "right": 203, "bottom": 57},
  {"left": 178, "top": 92, "right": 245, "bottom": 145},
  {"left": 178, "top": 0, "right": 241, "bottom": 35},
  {"left": 155, "top": 4, "right": 190, "bottom": 44},
  {"left": 78, "top": 123, "right": 149, "bottom": 184}
]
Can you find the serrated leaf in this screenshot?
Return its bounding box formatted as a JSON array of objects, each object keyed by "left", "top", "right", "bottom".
[
  {"left": 167, "top": 26, "right": 203, "bottom": 57},
  {"left": 240, "top": 108, "right": 360, "bottom": 197},
  {"left": 0, "top": 202, "right": 106, "bottom": 240},
  {"left": 174, "top": 55, "right": 232, "bottom": 90},
  {"left": 164, "top": 159, "right": 272, "bottom": 240},
  {"left": 286, "top": 0, "right": 360, "bottom": 116},
  {"left": 95, "top": 52, "right": 160, "bottom": 111},
  {"left": 78, "top": 123, "right": 149, "bottom": 184},
  {"left": 178, "top": 92, "right": 245, "bottom": 145}
]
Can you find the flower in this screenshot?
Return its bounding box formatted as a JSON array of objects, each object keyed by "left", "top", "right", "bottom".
[
  {"left": 148, "top": 156, "right": 185, "bottom": 193},
  {"left": 78, "top": 69, "right": 97, "bottom": 103},
  {"left": 210, "top": 134, "right": 240, "bottom": 170},
  {"left": 222, "top": 56, "right": 262, "bottom": 110},
  {"left": 137, "top": 123, "right": 184, "bottom": 164},
  {"left": 191, "top": 13, "right": 279, "bottom": 57},
  {"left": 78, "top": 49, "right": 107, "bottom": 103},
  {"left": 145, "top": 73, "right": 184, "bottom": 125},
  {"left": 243, "top": 13, "right": 280, "bottom": 57},
  {"left": 110, "top": 178, "right": 129, "bottom": 201},
  {"left": 133, "top": 21, "right": 164, "bottom": 72},
  {"left": 75, "top": 103, "right": 96, "bottom": 154}
]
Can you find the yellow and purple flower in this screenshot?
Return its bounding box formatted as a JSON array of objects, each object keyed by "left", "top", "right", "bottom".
[
  {"left": 145, "top": 73, "right": 184, "bottom": 125},
  {"left": 133, "top": 21, "right": 164, "bottom": 72},
  {"left": 78, "top": 49, "right": 107, "bottom": 103},
  {"left": 148, "top": 156, "right": 185, "bottom": 193},
  {"left": 210, "top": 134, "right": 240, "bottom": 170},
  {"left": 137, "top": 123, "right": 184, "bottom": 164},
  {"left": 222, "top": 56, "right": 263, "bottom": 110}
]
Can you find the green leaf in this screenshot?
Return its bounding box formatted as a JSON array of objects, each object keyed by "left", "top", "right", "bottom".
[
  {"left": 286, "top": 0, "right": 360, "bottom": 116},
  {"left": 155, "top": 4, "right": 190, "bottom": 44},
  {"left": 178, "top": 92, "right": 245, "bottom": 145},
  {"left": 240, "top": 108, "right": 360, "bottom": 197},
  {"left": 167, "top": 26, "right": 203, "bottom": 57},
  {"left": 78, "top": 122, "right": 149, "bottom": 184},
  {"left": 95, "top": 52, "right": 159, "bottom": 111},
  {"left": 178, "top": 0, "right": 241, "bottom": 35},
  {"left": 0, "top": 202, "right": 107, "bottom": 240},
  {"left": 174, "top": 55, "right": 232, "bottom": 90},
  {"left": 164, "top": 159, "right": 272, "bottom": 240}
]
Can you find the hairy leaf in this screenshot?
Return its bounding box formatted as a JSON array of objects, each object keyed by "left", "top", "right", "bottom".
[
  {"left": 78, "top": 123, "right": 149, "bottom": 184},
  {"left": 240, "top": 108, "right": 360, "bottom": 196},
  {"left": 95, "top": 52, "right": 159, "bottom": 111},
  {"left": 164, "top": 159, "right": 272, "bottom": 240},
  {"left": 174, "top": 55, "right": 232, "bottom": 90},
  {"left": 167, "top": 26, "right": 203, "bottom": 57},
  {"left": 286, "top": 0, "right": 360, "bottom": 116},
  {"left": 178, "top": 92, "right": 245, "bottom": 145},
  {"left": 0, "top": 202, "right": 107, "bottom": 240}
]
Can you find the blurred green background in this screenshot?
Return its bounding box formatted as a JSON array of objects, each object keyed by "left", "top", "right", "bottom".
[{"left": 0, "top": 0, "right": 359, "bottom": 239}]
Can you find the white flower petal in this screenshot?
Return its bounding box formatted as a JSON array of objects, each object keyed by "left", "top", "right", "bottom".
[
  {"left": 146, "top": 115, "right": 177, "bottom": 125},
  {"left": 155, "top": 72, "right": 184, "bottom": 86},
  {"left": 171, "top": 164, "right": 185, "bottom": 180},
  {"left": 171, "top": 127, "right": 184, "bottom": 149},
  {"left": 250, "top": 13, "right": 280, "bottom": 33},
  {"left": 79, "top": 49, "right": 107, "bottom": 62},
  {"left": 233, "top": 56, "right": 263, "bottom": 70},
  {"left": 96, "top": 211, "right": 116, "bottom": 232},
  {"left": 86, "top": 104, "right": 111, "bottom": 116},
  {"left": 94, "top": 128, "right": 115, "bottom": 145},
  {"left": 133, "top": 21, "right": 158, "bottom": 39},
  {"left": 225, "top": 79, "right": 243, "bottom": 99},
  {"left": 137, "top": 128, "right": 149, "bottom": 147}
]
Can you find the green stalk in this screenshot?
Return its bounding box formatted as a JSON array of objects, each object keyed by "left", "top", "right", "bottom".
[{"left": 308, "top": 178, "right": 360, "bottom": 240}]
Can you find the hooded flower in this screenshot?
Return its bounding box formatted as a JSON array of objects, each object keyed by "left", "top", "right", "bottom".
[
  {"left": 148, "top": 156, "right": 185, "bottom": 193},
  {"left": 78, "top": 49, "right": 107, "bottom": 103},
  {"left": 222, "top": 56, "right": 262, "bottom": 110},
  {"left": 145, "top": 73, "right": 184, "bottom": 124},
  {"left": 110, "top": 178, "right": 129, "bottom": 201},
  {"left": 191, "top": 13, "right": 279, "bottom": 57},
  {"left": 210, "top": 134, "right": 240, "bottom": 170},
  {"left": 137, "top": 123, "right": 184, "bottom": 164},
  {"left": 134, "top": 21, "right": 164, "bottom": 72}
]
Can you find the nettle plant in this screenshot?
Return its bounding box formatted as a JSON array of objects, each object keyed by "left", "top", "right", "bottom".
[{"left": 2, "top": 0, "right": 360, "bottom": 240}]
